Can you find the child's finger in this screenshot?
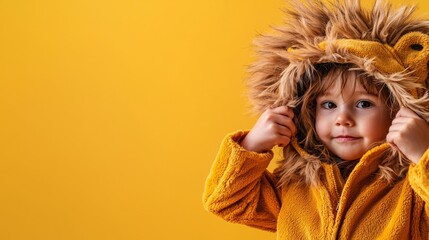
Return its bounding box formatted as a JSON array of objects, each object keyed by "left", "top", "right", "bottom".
[
  {"left": 388, "top": 124, "right": 403, "bottom": 133},
  {"left": 276, "top": 135, "right": 292, "bottom": 147},
  {"left": 386, "top": 131, "right": 399, "bottom": 146},
  {"left": 272, "top": 105, "right": 294, "bottom": 119},
  {"left": 389, "top": 118, "right": 408, "bottom": 129},
  {"left": 274, "top": 115, "right": 296, "bottom": 135},
  {"left": 390, "top": 115, "right": 420, "bottom": 132},
  {"left": 389, "top": 118, "right": 419, "bottom": 131},
  {"left": 264, "top": 110, "right": 296, "bottom": 135},
  {"left": 395, "top": 107, "right": 419, "bottom": 118},
  {"left": 386, "top": 131, "right": 399, "bottom": 151},
  {"left": 391, "top": 116, "right": 408, "bottom": 124},
  {"left": 275, "top": 124, "right": 294, "bottom": 138}
]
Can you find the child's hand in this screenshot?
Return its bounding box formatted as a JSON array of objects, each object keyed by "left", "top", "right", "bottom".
[
  {"left": 240, "top": 106, "right": 296, "bottom": 153},
  {"left": 386, "top": 107, "right": 429, "bottom": 164}
]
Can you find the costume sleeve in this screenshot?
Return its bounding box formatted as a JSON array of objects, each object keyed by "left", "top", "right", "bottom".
[
  {"left": 202, "top": 130, "right": 282, "bottom": 232},
  {"left": 408, "top": 147, "right": 429, "bottom": 213}
]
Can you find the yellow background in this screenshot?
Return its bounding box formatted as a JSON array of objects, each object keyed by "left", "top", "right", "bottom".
[{"left": 0, "top": 0, "right": 428, "bottom": 239}]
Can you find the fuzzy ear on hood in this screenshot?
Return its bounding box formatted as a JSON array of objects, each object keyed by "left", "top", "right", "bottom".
[{"left": 247, "top": 0, "right": 429, "bottom": 120}]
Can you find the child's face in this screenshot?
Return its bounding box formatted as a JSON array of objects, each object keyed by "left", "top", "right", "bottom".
[{"left": 315, "top": 75, "right": 393, "bottom": 161}]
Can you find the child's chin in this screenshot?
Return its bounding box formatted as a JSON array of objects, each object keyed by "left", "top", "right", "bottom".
[{"left": 335, "top": 152, "right": 363, "bottom": 161}]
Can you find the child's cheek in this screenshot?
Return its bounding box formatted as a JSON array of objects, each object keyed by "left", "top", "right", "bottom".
[{"left": 315, "top": 111, "right": 331, "bottom": 142}]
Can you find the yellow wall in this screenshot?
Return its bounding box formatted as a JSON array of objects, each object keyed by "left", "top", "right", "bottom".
[{"left": 0, "top": 0, "right": 428, "bottom": 239}]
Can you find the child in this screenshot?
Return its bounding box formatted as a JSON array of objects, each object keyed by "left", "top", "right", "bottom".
[{"left": 203, "top": 0, "right": 429, "bottom": 239}]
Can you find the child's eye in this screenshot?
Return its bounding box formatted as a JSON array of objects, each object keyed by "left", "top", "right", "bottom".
[
  {"left": 321, "top": 101, "right": 336, "bottom": 109},
  {"left": 356, "top": 100, "right": 373, "bottom": 108}
]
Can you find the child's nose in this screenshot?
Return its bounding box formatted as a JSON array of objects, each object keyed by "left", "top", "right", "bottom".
[{"left": 335, "top": 109, "right": 354, "bottom": 127}]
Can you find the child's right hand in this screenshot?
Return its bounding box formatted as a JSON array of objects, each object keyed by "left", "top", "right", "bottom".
[{"left": 240, "top": 106, "right": 297, "bottom": 153}]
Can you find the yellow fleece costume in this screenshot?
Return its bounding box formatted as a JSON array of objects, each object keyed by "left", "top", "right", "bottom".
[
  {"left": 204, "top": 131, "right": 429, "bottom": 239},
  {"left": 203, "top": 0, "right": 429, "bottom": 239}
]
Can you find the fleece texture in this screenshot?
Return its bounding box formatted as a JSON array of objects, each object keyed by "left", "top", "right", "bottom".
[{"left": 203, "top": 130, "right": 429, "bottom": 239}]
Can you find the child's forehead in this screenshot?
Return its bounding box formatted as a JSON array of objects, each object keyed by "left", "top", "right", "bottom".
[
  {"left": 322, "top": 67, "right": 359, "bottom": 81},
  {"left": 321, "top": 69, "right": 361, "bottom": 89},
  {"left": 320, "top": 81, "right": 373, "bottom": 97},
  {"left": 319, "top": 68, "right": 380, "bottom": 96}
]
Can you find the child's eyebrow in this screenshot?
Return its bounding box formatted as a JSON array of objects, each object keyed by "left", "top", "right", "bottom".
[{"left": 319, "top": 90, "right": 378, "bottom": 97}]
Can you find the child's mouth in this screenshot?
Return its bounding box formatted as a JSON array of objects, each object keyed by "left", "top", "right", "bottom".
[{"left": 333, "top": 135, "right": 360, "bottom": 142}]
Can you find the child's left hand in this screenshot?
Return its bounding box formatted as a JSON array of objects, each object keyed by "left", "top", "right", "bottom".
[{"left": 386, "top": 107, "right": 429, "bottom": 164}]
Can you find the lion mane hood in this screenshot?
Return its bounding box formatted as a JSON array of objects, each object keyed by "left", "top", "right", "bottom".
[
  {"left": 248, "top": 0, "right": 429, "bottom": 116},
  {"left": 247, "top": 0, "right": 429, "bottom": 184}
]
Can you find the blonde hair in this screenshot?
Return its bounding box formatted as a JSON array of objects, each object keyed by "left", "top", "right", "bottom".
[{"left": 274, "top": 64, "right": 411, "bottom": 187}]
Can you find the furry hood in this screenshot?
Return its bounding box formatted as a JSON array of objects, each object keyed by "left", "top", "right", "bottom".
[
  {"left": 248, "top": 0, "right": 429, "bottom": 117},
  {"left": 247, "top": 0, "right": 429, "bottom": 184}
]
